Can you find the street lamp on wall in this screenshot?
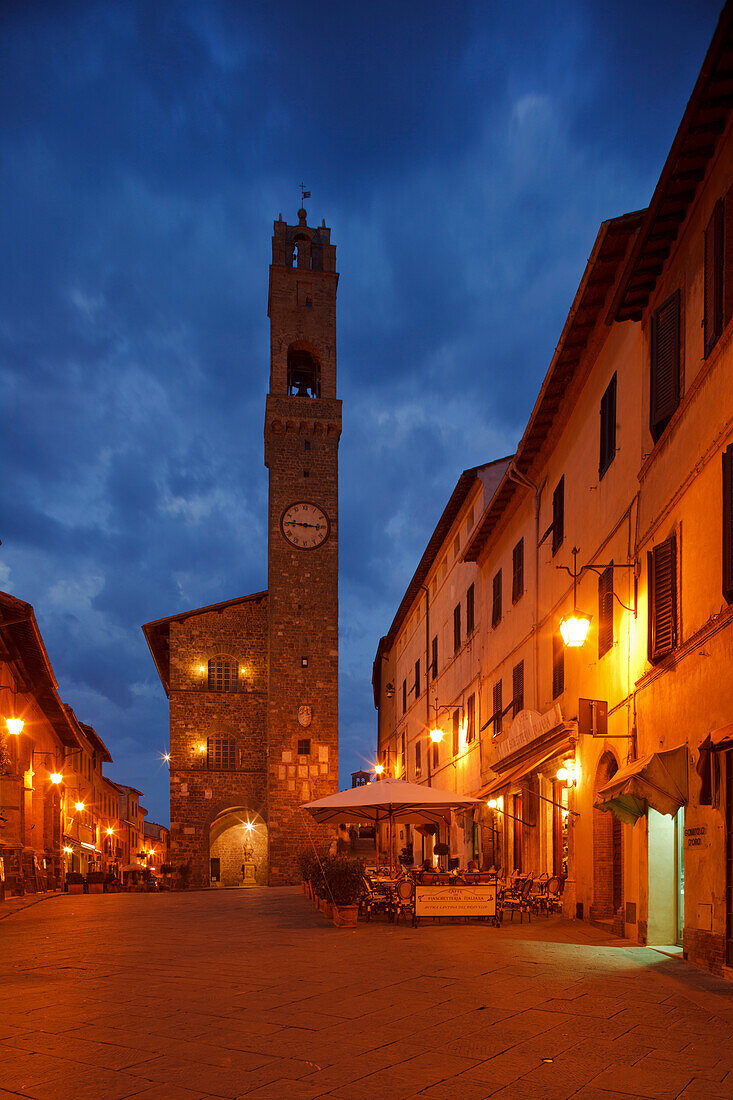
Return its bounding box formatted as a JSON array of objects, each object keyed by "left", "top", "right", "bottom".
[{"left": 557, "top": 546, "right": 638, "bottom": 648}]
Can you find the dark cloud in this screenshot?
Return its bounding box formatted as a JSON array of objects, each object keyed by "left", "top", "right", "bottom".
[{"left": 0, "top": 0, "right": 723, "bottom": 821}]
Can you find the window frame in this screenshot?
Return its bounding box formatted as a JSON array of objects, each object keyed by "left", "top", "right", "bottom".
[
  {"left": 207, "top": 736, "right": 236, "bottom": 771},
  {"left": 552, "top": 632, "right": 564, "bottom": 699},
  {"left": 648, "top": 536, "right": 677, "bottom": 664},
  {"left": 453, "top": 603, "right": 461, "bottom": 654},
  {"left": 512, "top": 538, "right": 524, "bottom": 603},
  {"left": 650, "top": 290, "right": 681, "bottom": 443},
  {"left": 552, "top": 477, "right": 564, "bottom": 556},
  {"left": 598, "top": 563, "right": 614, "bottom": 658},
  {"left": 512, "top": 661, "right": 524, "bottom": 717},
  {"left": 492, "top": 569, "right": 502, "bottom": 628},
  {"left": 466, "top": 583, "right": 475, "bottom": 635}
]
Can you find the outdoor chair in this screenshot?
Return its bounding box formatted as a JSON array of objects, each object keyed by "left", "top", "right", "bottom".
[
  {"left": 393, "top": 876, "right": 415, "bottom": 925},
  {"left": 503, "top": 876, "right": 534, "bottom": 923},
  {"left": 544, "top": 876, "right": 563, "bottom": 915},
  {"left": 420, "top": 871, "right": 439, "bottom": 884},
  {"left": 360, "top": 874, "right": 393, "bottom": 922}
]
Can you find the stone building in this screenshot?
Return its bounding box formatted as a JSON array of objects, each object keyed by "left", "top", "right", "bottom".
[
  {"left": 374, "top": 5, "right": 733, "bottom": 976},
  {"left": 144, "top": 207, "right": 340, "bottom": 887}
]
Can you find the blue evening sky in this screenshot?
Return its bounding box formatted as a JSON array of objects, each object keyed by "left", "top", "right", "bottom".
[{"left": 0, "top": 0, "right": 723, "bottom": 822}]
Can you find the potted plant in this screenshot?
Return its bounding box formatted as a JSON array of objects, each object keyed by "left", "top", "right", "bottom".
[
  {"left": 66, "top": 871, "right": 85, "bottom": 895},
  {"left": 325, "top": 857, "right": 364, "bottom": 927},
  {"left": 86, "top": 871, "right": 106, "bottom": 894}
]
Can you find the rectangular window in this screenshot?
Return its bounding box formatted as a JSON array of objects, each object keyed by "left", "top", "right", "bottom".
[
  {"left": 513, "top": 793, "right": 523, "bottom": 873},
  {"left": 415, "top": 739, "right": 422, "bottom": 778},
  {"left": 599, "top": 373, "right": 617, "bottom": 479},
  {"left": 431, "top": 634, "right": 438, "bottom": 679},
  {"left": 648, "top": 536, "right": 677, "bottom": 663},
  {"left": 512, "top": 538, "right": 524, "bottom": 603},
  {"left": 452, "top": 708, "right": 460, "bottom": 756},
  {"left": 512, "top": 661, "right": 524, "bottom": 717},
  {"left": 650, "top": 290, "right": 681, "bottom": 442},
  {"left": 724, "top": 444, "right": 733, "bottom": 604},
  {"left": 466, "top": 693, "right": 475, "bottom": 743},
  {"left": 400, "top": 733, "right": 406, "bottom": 777},
  {"left": 402, "top": 679, "right": 407, "bottom": 715},
  {"left": 552, "top": 476, "right": 564, "bottom": 556},
  {"left": 297, "top": 738, "right": 311, "bottom": 756},
  {"left": 705, "top": 198, "right": 724, "bottom": 358},
  {"left": 414, "top": 659, "right": 421, "bottom": 699},
  {"left": 598, "top": 563, "right": 614, "bottom": 658},
  {"left": 552, "top": 632, "right": 564, "bottom": 699},
  {"left": 492, "top": 681, "right": 502, "bottom": 735},
  {"left": 208, "top": 738, "right": 236, "bottom": 770},
  {"left": 492, "top": 569, "right": 502, "bottom": 627},
  {"left": 466, "top": 583, "right": 475, "bottom": 635},
  {"left": 432, "top": 738, "right": 439, "bottom": 770},
  {"left": 453, "top": 603, "right": 461, "bottom": 653}
]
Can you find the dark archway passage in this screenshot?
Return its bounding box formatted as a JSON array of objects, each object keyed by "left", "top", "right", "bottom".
[{"left": 592, "top": 752, "right": 623, "bottom": 919}]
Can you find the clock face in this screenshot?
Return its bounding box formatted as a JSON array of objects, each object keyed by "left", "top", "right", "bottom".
[{"left": 280, "top": 502, "right": 330, "bottom": 549}]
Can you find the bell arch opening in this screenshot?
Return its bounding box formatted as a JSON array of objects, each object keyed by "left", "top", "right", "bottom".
[
  {"left": 209, "top": 807, "right": 268, "bottom": 888},
  {"left": 287, "top": 343, "right": 321, "bottom": 398},
  {"left": 592, "top": 751, "right": 623, "bottom": 919}
]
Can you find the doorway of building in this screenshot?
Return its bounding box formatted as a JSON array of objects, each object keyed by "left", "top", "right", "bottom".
[
  {"left": 726, "top": 751, "right": 733, "bottom": 966},
  {"left": 208, "top": 808, "right": 268, "bottom": 887},
  {"left": 647, "top": 806, "right": 684, "bottom": 946},
  {"left": 592, "top": 752, "right": 622, "bottom": 920}
]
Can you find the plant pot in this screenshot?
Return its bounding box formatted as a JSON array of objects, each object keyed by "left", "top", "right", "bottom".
[
  {"left": 88, "top": 883, "right": 104, "bottom": 894},
  {"left": 333, "top": 905, "right": 359, "bottom": 927},
  {"left": 68, "top": 884, "right": 84, "bottom": 895}
]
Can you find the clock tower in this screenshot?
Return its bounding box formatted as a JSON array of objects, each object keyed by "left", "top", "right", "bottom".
[{"left": 264, "top": 207, "right": 341, "bottom": 883}]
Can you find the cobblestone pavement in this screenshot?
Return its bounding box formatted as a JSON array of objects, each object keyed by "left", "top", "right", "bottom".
[{"left": 1, "top": 888, "right": 733, "bottom": 1100}]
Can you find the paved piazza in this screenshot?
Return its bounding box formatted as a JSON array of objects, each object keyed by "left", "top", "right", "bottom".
[{"left": 2, "top": 890, "right": 733, "bottom": 1099}]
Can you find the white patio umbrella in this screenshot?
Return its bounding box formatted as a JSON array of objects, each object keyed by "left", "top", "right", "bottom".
[{"left": 303, "top": 777, "right": 482, "bottom": 875}]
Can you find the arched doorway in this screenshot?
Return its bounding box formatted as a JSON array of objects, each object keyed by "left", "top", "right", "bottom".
[
  {"left": 209, "top": 808, "right": 268, "bottom": 888},
  {"left": 592, "top": 752, "right": 623, "bottom": 919}
]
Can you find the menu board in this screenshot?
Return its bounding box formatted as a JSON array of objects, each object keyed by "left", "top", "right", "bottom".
[{"left": 414, "top": 883, "right": 497, "bottom": 919}]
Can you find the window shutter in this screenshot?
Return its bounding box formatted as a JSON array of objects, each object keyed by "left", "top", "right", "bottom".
[
  {"left": 598, "top": 564, "right": 614, "bottom": 658},
  {"left": 650, "top": 290, "right": 680, "bottom": 442},
  {"left": 466, "top": 583, "right": 475, "bottom": 634},
  {"left": 492, "top": 569, "right": 502, "bottom": 627},
  {"left": 453, "top": 603, "right": 461, "bottom": 652},
  {"left": 431, "top": 634, "right": 438, "bottom": 679},
  {"left": 723, "top": 444, "right": 733, "bottom": 604},
  {"left": 452, "top": 709, "right": 460, "bottom": 756},
  {"left": 414, "top": 659, "right": 420, "bottom": 699},
  {"left": 724, "top": 188, "right": 733, "bottom": 326},
  {"left": 415, "top": 740, "right": 422, "bottom": 777},
  {"left": 492, "top": 681, "right": 502, "bottom": 735},
  {"left": 512, "top": 538, "right": 524, "bottom": 602},
  {"left": 402, "top": 679, "right": 407, "bottom": 714},
  {"left": 552, "top": 632, "right": 564, "bottom": 699},
  {"left": 648, "top": 537, "right": 677, "bottom": 662},
  {"left": 552, "top": 476, "right": 564, "bottom": 555},
  {"left": 599, "top": 374, "right": 617, "bottom": 478},
  {"left": 704, "top": 199, "right": 724, "bottom": 357},
  {"left": 512, "top": 661, "right": 524, "bottom": 716},
  {"left": 466, "top": 693, "right": 475, "bottom": 742}
]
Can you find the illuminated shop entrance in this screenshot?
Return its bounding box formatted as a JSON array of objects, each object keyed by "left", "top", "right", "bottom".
[
  {"left": 648, "top": 807, "right": 684, "bottom": 947},
  {"left": 208, "top": 808, "right": 268, "bottom": 887}
]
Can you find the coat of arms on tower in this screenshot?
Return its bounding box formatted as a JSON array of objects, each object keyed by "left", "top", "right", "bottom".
[{"left": 298, "top": 705, "right": 312, "bottom": 728}]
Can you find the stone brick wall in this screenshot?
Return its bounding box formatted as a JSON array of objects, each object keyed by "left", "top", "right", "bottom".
[
  {"left": 168, "top": 595, "right": 269, "bottom": 888},
  {"left": 683, "top": 927, "right": 726, "bottom": 976}
]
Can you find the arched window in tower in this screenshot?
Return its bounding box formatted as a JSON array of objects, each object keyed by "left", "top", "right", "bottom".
[
  {"left": 207, "top": 656, "right": 239, "bottom": 692},
  {"left": 292, "top": 242, "right": 298, "bottom": 267},
  {"left": 287, "top": 345, "right": 320, "bottom": 398},
  {"left": 207, "top": 736, "right": 236, "bottom": 770}
]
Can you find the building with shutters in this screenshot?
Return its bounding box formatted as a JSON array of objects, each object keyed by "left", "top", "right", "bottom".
[
  {"left": 143, "top": 206, "right": 341, "bottom": 888},
  {"left": 373, "top": 4, "right": 733, "bottom": 976}
]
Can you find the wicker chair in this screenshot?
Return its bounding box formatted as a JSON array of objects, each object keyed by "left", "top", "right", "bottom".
[
  {"left": 393, "top": 876, "right": 415, "bottom": 925},
  {"left": 503, "top": 876, "right": 534, "bottom": 923}
]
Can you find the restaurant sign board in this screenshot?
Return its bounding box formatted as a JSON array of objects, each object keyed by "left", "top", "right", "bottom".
[
  {"left": 414, "top": 883, "right": 497, "bottom": 921},
  {"left": 494, "top": 704, "right": 563, "bottom": 762}
]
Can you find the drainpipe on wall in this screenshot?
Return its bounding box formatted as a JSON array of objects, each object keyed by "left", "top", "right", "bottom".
[{"left": 507, "top": 463, "right": 547, "bottom": 711}]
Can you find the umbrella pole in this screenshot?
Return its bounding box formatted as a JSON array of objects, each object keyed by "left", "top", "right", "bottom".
[{"left": 389, "top": 812, "right": 393, "bottom": 878}]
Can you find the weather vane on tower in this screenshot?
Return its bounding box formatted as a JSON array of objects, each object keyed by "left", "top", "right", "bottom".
[{"left": 300, "top": 182, "right": 311, "bottom": 209}]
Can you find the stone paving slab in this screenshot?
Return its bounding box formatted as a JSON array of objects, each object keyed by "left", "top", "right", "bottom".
[{"left": 2, "top": 887, "right": 733, "bottom": 1098}]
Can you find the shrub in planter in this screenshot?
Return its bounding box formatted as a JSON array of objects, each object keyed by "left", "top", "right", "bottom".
[
  {"left": 66, "top": 872, "right": 85, "bottom": 895},
  {"left": 324, "top": 857, "right": 364, "bottom": 927},
  {"left": 87, "top": 871, "right": 106, "bottom": 894}
]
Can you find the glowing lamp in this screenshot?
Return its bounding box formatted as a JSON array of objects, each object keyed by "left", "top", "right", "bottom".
[
  {"left": 556, "top": 762, "right": 577, "bottom": 786},
  {"left": 163, "top": 753, "right": 171, "bottom": 763},
  {"left": 5, "top": 717, "right": 24, "bottom": 736},
  {"left": 559, "top": 613, "right": 591, "bottom": 648},
  {"left": 63, "top": 846, "right": 73, "bottom": 855},
  {"left": 197, "top": 744, "right": 206, "bottom": 754},
  {"left": 487, "top": 799, "right": 497, "bottom": 809},
  {"left": 106, "top": 827, "right": 114, "bottom": 836},
  {"left": 198, "top": 665, "right": 206, "bottom": 674},
  {"left": 429, "top": 728, "right": 444, "bottom": 744},
  {"left": 243, "top": 822, "right": 254, "bottom": 833},
  {"left": 487, "top": 796, "right": 504, "bottom": 811},
  {"left": 75, "top": 801, "right": 85, "bottom": 813},
  {"left": 50, "top": 772, "right": 63, "bottom": 785},
  {"left": 374, "top": 763, "right": 384, "bottom": 775}
]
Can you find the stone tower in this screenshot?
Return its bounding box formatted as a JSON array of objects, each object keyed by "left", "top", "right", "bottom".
[{"left": 264, "top": 208, "right": 341, "bottom": 883}]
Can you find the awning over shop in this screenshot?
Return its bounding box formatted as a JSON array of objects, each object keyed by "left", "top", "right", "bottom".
[
  {"left": 595, "top": 746, "right": 688, "bottom": 825},
  {"left": 479, "top": 737, "right": 575, "bottom": 800}
]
